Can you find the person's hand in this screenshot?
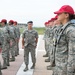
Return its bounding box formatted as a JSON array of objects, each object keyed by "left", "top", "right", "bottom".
[
  {"left": 10, "top": 40, "right": 13, "bottom": 46},
  {"left": 35, "top": 45, "right": 37, "bottom": 48},
  {"left": 22, "top": 45, "right": 24, "bottom": 49},
  {"left": 0, "top": 48, "right": 2, "bottom": 53},
  {"left": 17, "top": 38, "right": 19, "bottom": 42}
]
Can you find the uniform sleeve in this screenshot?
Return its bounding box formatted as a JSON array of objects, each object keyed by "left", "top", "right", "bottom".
[
  {"left": 35, "top": 31, "right": 38, "bottom": 38},
  {"left": 18, "top": 28, "right": 20, "bottom": 38},
  {"left": 67, "top": 29, "right": 75, "bottom": 74},
  {"left": 22, "top": 31, "right": 25, "bottom": 38},
  {"left": 14, "top": 27, "right": 17, "bottom": 39},
  {"left": 43, "top": 30, "right": 46, "bottom": 39}
]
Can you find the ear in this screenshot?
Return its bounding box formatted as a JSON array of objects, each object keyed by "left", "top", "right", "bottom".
[{"left": 65, "top": 13, "right": 69, "bottom": 19}]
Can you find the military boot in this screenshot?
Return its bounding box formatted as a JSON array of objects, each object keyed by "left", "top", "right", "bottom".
[
  {"left": 45, "top": 57, "right": 50, "bottom": 62},
  {"left": 15, "top": 51, "right": 18, "bottom": 56},
  {"left": 30, "top": 63, "right": 35, "bottom": 69},
  {"left": 23, "top": 65, "right": 28, "bottom": 72},
  {"left": 47, "top": 62, "right": 55, "bottom": 70},
  {"left": 0, "top": 71, "right": 2, "bottom": 75},
  {"left": 1, "top": 58, "right": 7, "bottom": 70},
  {"left": 7, "top": 62, "right": 10, "bottom": 66},
  {"left": 7, "top": 57, "right": 10, "bottom": 66},
  {"left": 47, "top": 65, "right": 53, "bottom": 70},
  {"left": 0, "top": 62, "right": 2, "bottom": 75},
  {"left": 10, "top": 56, "right": 15, "bottom": 62},
  {"left": 43, "top": 53, "right": 48, "bottom": 57}
]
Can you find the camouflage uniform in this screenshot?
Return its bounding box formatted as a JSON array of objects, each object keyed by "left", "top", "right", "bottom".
[
  {"left": 43, "top": 27, "right": 50, "bottom": 55},
  {"left": 46, "top": 25, "right": 62, "bottom": 71},
  {"left": 0, "top": 25, "right": 10, "bottom": 69},
  {"left": 22, "top": 29, "right": 38, "bottom": 65},
  {"left": 14, "top": 25, "right": 20, "bottom": 56},
  {"left": 53, "top": 22, "right": 75, "bottom": 75},
  {"left": 0, "top": 62, "right": 2, "bottom": 75},
  {"left": 0, "top": 28, "right": 2, "bottom": 75},
  {"left": 8, "top": 25, "right": 17, "bottom": 61},
  {"left": 47, "top": 26, "right": 54, "bottom": 65}
]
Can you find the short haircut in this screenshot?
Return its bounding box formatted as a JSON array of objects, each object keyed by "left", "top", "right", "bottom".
[{"left": 27, "top": 21, "right": 33, "bottom": 24}]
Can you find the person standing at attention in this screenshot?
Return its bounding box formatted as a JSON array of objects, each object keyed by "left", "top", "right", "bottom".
[{"left": 22, "top": 21, "right": 38, "bottom": 72}]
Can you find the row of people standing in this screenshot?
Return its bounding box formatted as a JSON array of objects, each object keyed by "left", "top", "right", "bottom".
[
  {"left": 43, "top": 5, "right": 75, "bottom": 75},
  {"left": 0, "top": 19, "right": 20, "bottom": 75}
]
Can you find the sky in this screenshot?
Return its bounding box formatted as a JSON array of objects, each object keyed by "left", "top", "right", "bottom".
[{"left": 0, "top": 0, "right": 75, "bottom": 27}]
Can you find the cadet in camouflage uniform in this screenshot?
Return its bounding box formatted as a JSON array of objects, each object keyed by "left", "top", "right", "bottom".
[
  {"left": 22, "top": 21, "right": 38, "bottom": 72},
  {"left": 43, "top": 22, "right": 49, "bottom": 57},
  {"left": 47, "top": 19, "right": 62, "bottom": 70},
  {"left": 14, "top": 21, "right": 20, "bottom": 56},
  {"left": 44, "top": 21, "right": 53, "bottom": 62},
  {"left": 0, "top": 19, "right": 10, "bottom": 70},
  {"left": 0, "top": 29, "right": 2, "bottom": 75},
  {"left": 46, "top": 18, "right": 57, "bottom": 70},
  {"left": 53, "top": 5, "right": 75, "bottom": 75},
  {"left": 8, "top": 20, "right": 17, "bottom": 61}
]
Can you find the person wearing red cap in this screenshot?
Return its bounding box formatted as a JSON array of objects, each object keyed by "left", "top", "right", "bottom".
[
  {"left": 9, "top": 20, "right": 14, "bottom": 25},
  {"left": 44, "top": 19, "right": 54, "bottom": 62},
  {"left": 46, "top": 17, "right": 60, "bottom": 70},
  {"left": 43, "top": 22, "right": 49, "bottom": 57},
  {"left": 8, "top": 20, "right": 17, "bottom": 61},
  {"left": 0, "top": 19, "right": 10, "bottom": 70},
  {"left": 13, "top": 21, "right": 20, "bottom": 56},
  {"left": 53, "top": 5, "right": 75, "bottom": 75}
]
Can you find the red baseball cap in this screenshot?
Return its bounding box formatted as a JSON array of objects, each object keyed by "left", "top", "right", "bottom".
[
  {"left": 44, "top": 22, "right": 48, "bottom": 25},
  {"left": 54, "top": 5, "right": 74, "bottom": 15},
  {"left": 1, "top": 19, "right": 7, "bottom": 23},
  {"left": 50, "top": 17, "right": 57, "bottom": 22},
  {"left": 14, "top": 21, "right": 17, "bottom": 24},
  {"left": 48, "top": 20, "right": 52, "bottom": 23},
  {"left": 9, "top": 20, "right": 14, "bottom": 24}
]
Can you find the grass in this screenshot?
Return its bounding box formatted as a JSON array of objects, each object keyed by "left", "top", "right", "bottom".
[
  {"left": 20, "top": 28, "right": 25, "bottom": 33},
  {"left": 33, "top": 27, "right": 45, "bottom": 35},
  {"left": 20, "top": 27, "right": 45, "bottom": 35}
]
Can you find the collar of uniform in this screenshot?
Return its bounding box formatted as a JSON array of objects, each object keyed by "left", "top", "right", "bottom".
[
  {"left": 28, "top": 29, "right": 33, "bottom": 32},
  {"left": 71, "top": 19, "right": 75, "bottom": 23},
  {"left": 61, "top": 21, "right": 71, "bottom": 30}
]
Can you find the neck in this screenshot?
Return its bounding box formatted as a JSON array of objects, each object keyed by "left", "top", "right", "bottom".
[
  {"left": 28, "top": 28, "right": 32, "bottom": 30},
  {"left": 62, "top": 19, "right": 69, "bottom": 25}
]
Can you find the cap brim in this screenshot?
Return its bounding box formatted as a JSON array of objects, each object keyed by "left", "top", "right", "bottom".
[{"left": 54, "top": 11, "right": 63, "bottom": 14}]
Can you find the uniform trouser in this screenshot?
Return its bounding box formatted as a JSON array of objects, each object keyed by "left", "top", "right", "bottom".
[
  {"left": 2, "top": 44, "right": 10, "bottom": 67},
  {"left": 10, "top": 39, "right": 16, "bottom": 58},
  {"left": 24, "top": 44, "right": 36, "bottom": 65},
  {"left": 0, "top": 62, "right": 2, "bottom": 75},
  {"left": 2, "top": 50, "right": 9, "bottom": 67},
  {"left": 49, "top": 45, "right": 55, "bottom": 66},
  {"left": 17, "top": 41, "right": 19, "bottom": 55},
  {"left": 53, "top": 63, "right": 75, "bottom": 75},
  {"left": 52, "top": 54, "right": 75, "bottom": 75},
  {"left": 45, "top": 40, "right": 49, "bottom": 54},
  {"left": 15, "top": 41, "right": 19, "bottom": 55},
  {"left": 14, "top": 41, "right": 17, "bottom": 56}
]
